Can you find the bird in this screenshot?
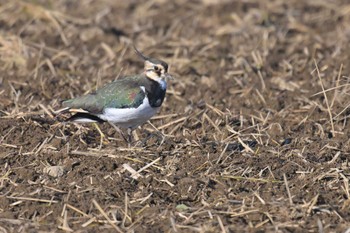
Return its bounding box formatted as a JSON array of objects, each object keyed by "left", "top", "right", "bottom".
[{"left": 61, "top": 47, "right": 172, "bottom": 143}]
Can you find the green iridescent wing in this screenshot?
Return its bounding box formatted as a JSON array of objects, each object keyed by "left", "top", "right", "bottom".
[{"left": 62, "top": 76, "right": 145, "bottom": 114}]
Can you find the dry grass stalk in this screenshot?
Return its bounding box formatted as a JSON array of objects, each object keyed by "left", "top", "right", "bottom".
[
  {"left": 283, "top": 174, "right": 293, "bottom": 205},
  {"left": 66, "top": 204, "right": 90, "bottom": 217},
  {"left": 131, "top": 157, "right": 161, "bottom": 179},
  {"left": 157, "top": 117, "right": 187, "bottom": 130},
  {"left": 122, "top": 192, "right": 129, "bottom": 227},
  {"left": 92, "top": 199, "right": 123, "bottom": 233},
  {"left": 58, "top": 210, "right": 73, "bottom": 232},
  {"left": 216, "top": 215, "right": 227, "bottom": 233},
  {"left": 123, "top": 164, "right": 142, "bottom": 179},
  {"left": 314, "top": 60, "right": 335, "bottom": 136},
  {"left": 81, "top": 217, "right": 97, "bottom": 228},
  {"left": 6, "top": 196, "right": 58, "bottom": 204}
]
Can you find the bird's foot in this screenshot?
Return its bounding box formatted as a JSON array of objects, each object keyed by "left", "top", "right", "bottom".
[
  {"left": 93, "top": 123, "right": 109, "bottom": 149},
  {"left": 101, "top": 134, "right": 110, "bottom": 144},
  {"left": 108, "top": 122, "right": 135, "bottom": 146},
  {"left": 140, "top": 130, "right": 165, "bottom": 147}
]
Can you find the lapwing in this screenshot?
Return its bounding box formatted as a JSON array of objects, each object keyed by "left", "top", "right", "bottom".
[{"left": 62, "top": 47, "right": 172, "bottom": 143}]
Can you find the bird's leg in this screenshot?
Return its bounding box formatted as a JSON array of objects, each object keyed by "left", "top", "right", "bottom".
[
  {"left": 93, "top": 122, "right": 109, "bottom": 148},
  {"left": 145, "top": 121, "right": 166, "bottom": 144},
  {"left": 108, "top": 122, "right": 128, "bottom": 143},
  {"left": 127, "top": 128, "right": 133, "bottom": 147}
]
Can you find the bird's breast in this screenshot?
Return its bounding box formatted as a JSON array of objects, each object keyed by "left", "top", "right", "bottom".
[{"left": 98, "top": 96, "right": 159, "bottom": 128}]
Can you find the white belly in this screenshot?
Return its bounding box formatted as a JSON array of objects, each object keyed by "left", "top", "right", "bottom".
[{"left": 98, "top": 97, "right": 159, "bottom": 129}]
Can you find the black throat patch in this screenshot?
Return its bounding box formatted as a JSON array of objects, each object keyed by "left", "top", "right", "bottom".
[{"left": 142, "top": 78, "right": 166, "bottom": 108}]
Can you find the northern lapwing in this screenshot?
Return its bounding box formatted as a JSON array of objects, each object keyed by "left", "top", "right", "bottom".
[{"left": 62, "top": 47, "right": 172, "bottom": 143}]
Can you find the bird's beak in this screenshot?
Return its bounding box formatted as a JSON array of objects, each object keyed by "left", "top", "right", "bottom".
[{"left": 165, "top": 73, "right": 174, "bottom": 80}]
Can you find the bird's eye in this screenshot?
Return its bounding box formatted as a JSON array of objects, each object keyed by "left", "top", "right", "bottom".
[{"left": 154, "top": 66, "right": 159, "bottom": 71}]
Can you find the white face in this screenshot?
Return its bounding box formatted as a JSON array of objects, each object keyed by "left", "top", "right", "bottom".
[{"left": 144, "top": 60, "right": 167, "bottom": 82}]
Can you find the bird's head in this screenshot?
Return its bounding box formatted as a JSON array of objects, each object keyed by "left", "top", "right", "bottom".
[{"left": 134, "top": 46, "right": 172, "bottom": 84}]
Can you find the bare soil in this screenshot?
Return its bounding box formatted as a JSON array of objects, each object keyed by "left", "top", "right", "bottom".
[{"left": 1, "top": 0, "right": 350, "bottom": 232}]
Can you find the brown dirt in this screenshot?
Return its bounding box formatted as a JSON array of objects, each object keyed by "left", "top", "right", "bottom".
[{"left": 1, "top": 0, "right": 350, "bottom": 232}]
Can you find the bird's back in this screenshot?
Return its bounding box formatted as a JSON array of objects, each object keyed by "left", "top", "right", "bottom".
[{"left": 62, "top": 75, "right": 147, "bottom": 114}]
